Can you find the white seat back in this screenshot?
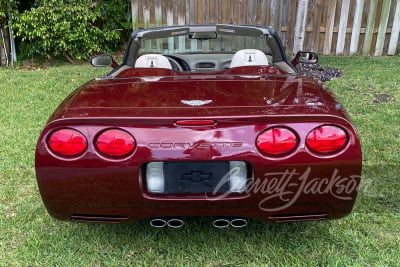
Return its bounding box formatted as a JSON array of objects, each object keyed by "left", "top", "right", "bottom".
[
  {"left": 135, "top": 54, "right": 172, "bottom": 69},
  {"left": 230, "top": 49, "right": 269, "bottom": 68}
]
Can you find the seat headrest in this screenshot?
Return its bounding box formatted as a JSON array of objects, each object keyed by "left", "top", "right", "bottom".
[
  {"left": 135, "top": 54, "right": 172, "bottom": 69},
  {"left": 229, "top": 49, "right": 269, "bottom": 68}
]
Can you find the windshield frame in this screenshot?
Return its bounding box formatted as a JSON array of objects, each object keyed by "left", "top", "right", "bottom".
[{"left": 123, "top": 24, "right": 288, "bottom": 67}]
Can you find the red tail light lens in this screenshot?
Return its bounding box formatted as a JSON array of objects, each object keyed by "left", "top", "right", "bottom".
[
  {"left": 306, "top": 125, "right": 348, "bottom": 154},
  {"left": 95, "top": 129, "right": 135, "bottom": 157},
  {"left": 48, "top": 129, "right": 87, "bottom": 156},
  {"left": 256, "top": 127, "right": 298, "bottom": 156}
]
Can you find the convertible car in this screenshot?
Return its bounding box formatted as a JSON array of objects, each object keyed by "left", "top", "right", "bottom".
[{"left": 35, "top": 24, "right": 362, "bottom": 228}]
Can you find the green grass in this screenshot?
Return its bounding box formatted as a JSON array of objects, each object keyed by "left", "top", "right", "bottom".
[{"left": 0, "top": 58, "right": 399, "bottom": 266}]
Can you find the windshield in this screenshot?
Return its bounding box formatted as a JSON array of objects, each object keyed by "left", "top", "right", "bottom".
[
  {"left": 138, "top": 34, "right": 271, "bottom": 55},
  {"left": 122, "top": 25, "right": 292, "bottom": 73}
]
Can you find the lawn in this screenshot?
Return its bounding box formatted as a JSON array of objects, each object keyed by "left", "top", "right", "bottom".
[{"left": 0, "top": 57, "right": 399, "bottom": 266}]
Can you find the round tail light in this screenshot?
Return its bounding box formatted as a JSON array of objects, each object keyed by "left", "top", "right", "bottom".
[
  {"left": 256, "top": 127, "right": 298, "bottom": 156},
  {"left": 95, "top": 129, "right": 135, "bottom": 157},
  {"left": 306, "top": 125, "right": 348, "bottom": 154},
  {"left": 47, "top": 129, "right": 87, "bottom": 156}
]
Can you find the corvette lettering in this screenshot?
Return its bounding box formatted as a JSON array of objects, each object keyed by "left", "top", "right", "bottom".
[{"left": 148, "top": 142, "right": 243, "bottom": 149}]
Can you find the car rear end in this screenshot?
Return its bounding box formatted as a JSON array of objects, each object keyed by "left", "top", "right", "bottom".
[{"left": 36, "top": 112, "right": 361, "bottom": 224}]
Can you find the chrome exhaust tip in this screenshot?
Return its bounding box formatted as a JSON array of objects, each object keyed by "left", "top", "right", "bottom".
[
  {"left": 149, "top": 218, "right": 167, "bottom": 228},
  {"left": 167, "top": 218, "right": 184, "bottom": 228},
  {"left": 212, "top": 218, "right": 231, "bottom": 228},
  {"left": 230, "top": 218, "right": 248, "bottom": 228}
]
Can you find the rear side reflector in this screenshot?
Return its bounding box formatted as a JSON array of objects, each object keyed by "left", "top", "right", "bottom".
[
  {"left": 95, "top": 129, "right": 135, "bottom": 157},
  {"left": 47, "top": 129, "right": 87, "bottom": 156},
  {"left": 71, "top": 214, "right": 128, "bottom": 224},
  {"left": 256, "top": 127, "right": 298, "bottom": 156},
  {"left": 306, "top": 125, "right": 348, "bottom": 154},
  {"left": 175, "top": 120, "right": 216, "bottom": 126},
  {"left": 268, "top": 213, "right": 328, "bottom": 222}
]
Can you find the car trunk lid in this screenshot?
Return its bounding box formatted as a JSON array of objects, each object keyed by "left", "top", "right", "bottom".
[{"left": 57, "top": 75, "right": 345, "bottom": 119}]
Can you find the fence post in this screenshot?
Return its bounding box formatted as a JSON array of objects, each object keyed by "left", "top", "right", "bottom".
[
  {"left": 336, "top": 0, "right": 351, "bottom": 55},
  {"left": 388, "top": 0, "right": 400, "bottom": 55},
  {"left": 349, "top": 0, "right": 364, "bottom": 55},
  {"left": 323, "top": 0, "right": 337, "bottom": 55},
  {"left": 286, "top": 0, "right": 297, "bottom": 55},
  {"left": 374, "top": 0, "right": 391, "bottom": 56},
  {"left": 248, "top": 0, "right": 257, "bottom": 25},
  {"left": 293, "top": 0, "right": 309, "bottom": 54},
  {"left": 131, "top": 0, "right": 139, "bottom": 30},
  {"left": 0, "top": 27, "right": 8, "bottom": 66},
  {"left": 362, "top": 0, "right": 378, "bottom": 56},
  {"left": 167, "top": 1, "right": 174, "bottom": 53},
  {"left": 310, "top": 0, "right": 323, "bottom": 53},
  {"left": 270, "top": 0, "right": 281, "bottom": 36}
]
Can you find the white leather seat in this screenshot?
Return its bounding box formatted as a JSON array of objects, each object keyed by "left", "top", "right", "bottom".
[
  {"left": 229, "top": 49, "right": 269, "bottom": 68},
  {"left": 134, "top": 54, "right": 172, "bottom": 69}
]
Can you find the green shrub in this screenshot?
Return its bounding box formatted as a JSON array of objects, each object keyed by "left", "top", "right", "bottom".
[
  {"left": 13, "top": 0, "right": 129, "bottom": 60},
  {"left": 0, "top": 0, "right": 10, "bottom": 20}
]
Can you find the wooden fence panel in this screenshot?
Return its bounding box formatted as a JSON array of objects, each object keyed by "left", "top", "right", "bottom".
[
  {"left": 0, "top": 27, "right": 11, "bottom": 66},
  {"left": 279, "top": 0, "right": 289, "bottom": 47},
  {"left": 131, "top": 0, "right": 139, "bottom": 29},
  {"left": 375, "top": 0, "right": 391, "bottom": 55},
  {"left": 270, "top": 0, "right": 281, "bottom": 36},
  {"left": 362, "top": 0, "right": 378, "bottom": 55},
  {"left": 129, "top": 0, "right": 400, "bottom": 56},
  {"left": 388, "top": 0, "right": 400, "bottom": 55},
  {"left": 309, "top": 0, "right": 323, "bottom": 52},
  {"left": 336, "top": 0, "right": 351, "bottom": 55},
  {"left": 350, "top": 0, "right": 365, "bottom": 55},
  {"left": 293, "top": 0, "right": 309, "bottom": 53},
  {"left": 286, "top": 0, "right": 298, "bottom": 53},
  {"left": 323, "top": 0, "right": 337, "bottom": 54}
]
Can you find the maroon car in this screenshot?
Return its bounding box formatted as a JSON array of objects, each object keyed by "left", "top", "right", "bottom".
[{"left": 35, "top": 25, "right": 362, "bottom": 228}]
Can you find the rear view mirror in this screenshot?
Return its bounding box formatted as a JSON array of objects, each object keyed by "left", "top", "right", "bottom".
[
  {"left": 295, "top": 52, "right": 319, "bottom": 64},
  {"left": 90, "top": 54, "right": 117, "bottom": 68},
  {"left": 189, "top": 32, "right": 217, "bottom": 40}
]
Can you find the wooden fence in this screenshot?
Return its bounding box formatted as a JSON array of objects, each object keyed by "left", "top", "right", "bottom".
[{"left": 130, "top": 0, "right": 400, "bottom": 56}]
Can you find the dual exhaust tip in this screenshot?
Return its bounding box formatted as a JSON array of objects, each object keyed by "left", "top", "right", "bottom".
[
  {"left": 212, "top": 217, "right": 248, "bottom": 228},
  {"left": 150, "top": 218, "right": 184, "bottom": 228},
  {"left": 149, "top": 217, "right": 247, "bottom": 228}
]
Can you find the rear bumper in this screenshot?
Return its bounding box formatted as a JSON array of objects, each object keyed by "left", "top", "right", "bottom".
[{"left": 36, "top": 162, "right": 361, "bottom": 223}]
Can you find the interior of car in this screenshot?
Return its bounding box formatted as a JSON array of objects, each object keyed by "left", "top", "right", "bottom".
[{"left": 107, "top": 25, "right": 297, "bottom": 78}]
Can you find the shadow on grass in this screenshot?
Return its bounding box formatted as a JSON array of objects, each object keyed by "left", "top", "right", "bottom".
[
  {"left": 21, "top": 165, "right": 399, "bottom": 263},
  {"left": 11, "top": 166, "right": 398, "bottom": 264},
  {"left": 60, "top": 217, "right": 336, "bottom": 254}
]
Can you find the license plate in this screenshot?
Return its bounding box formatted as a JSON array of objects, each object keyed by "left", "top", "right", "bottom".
[{"left": 164, "top": 161, "right": 230, "bottom": 194}]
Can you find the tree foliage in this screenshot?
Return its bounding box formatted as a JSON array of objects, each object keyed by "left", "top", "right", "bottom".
[
  {"left": 13, "top": 0, "right": 130, "bottom": 60},
  {"left": 0, "top": 0, "right": 10, "bottom": 20}
]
